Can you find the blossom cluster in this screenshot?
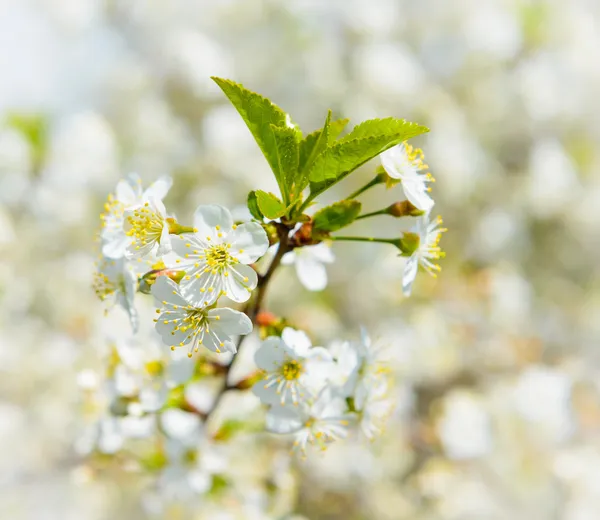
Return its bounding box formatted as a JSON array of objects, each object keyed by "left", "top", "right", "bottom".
[
  {"left": 85, "top": 75, "right": 449, "bottom": 513},
  {"left": 95, "top": 173, "right": 269, "bottom": 356}
]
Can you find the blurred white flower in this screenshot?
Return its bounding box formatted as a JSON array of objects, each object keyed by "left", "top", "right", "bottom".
[
  {"left": 266, "top": 387, "right": 351, "bottom": 453},
  {"left": 402, "top": 213, "right": 447, "bottom": 296},
  {"left": 152, "top": 276, "right": 252, "bottom": 357},
  {"left": 381, "top": 142, "right": 435, "bottom": 211},
  {"left": 514, "top": 366, "right": 574, "bottom": 443},
  {"left": 437, "top": 390, "right": 492, "bottom": 460},
  {"left": 101, "top": 173, "right": 172, "bottom": 259},
  {"left": 93, "top": 256, "right": 138, "bottom": 332},
  {"left": 527, "top": 139, "right": 580, "bottom": 218},
  {"left": 253, "top": 328, "right": 333, "bottom": 407},
  {"left": 168, "top": 205, "right": 268, "bottom": 307},
  {"left": 282, "top": 243, "right": 334, "bottom": 291},
  {"left": 161, "top": 409, "right": 203, "bottom": 445}
]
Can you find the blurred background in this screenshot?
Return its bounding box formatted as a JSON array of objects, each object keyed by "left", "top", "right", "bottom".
[{"left": 2, "top": 0, "right": 600, "bottom": 518}]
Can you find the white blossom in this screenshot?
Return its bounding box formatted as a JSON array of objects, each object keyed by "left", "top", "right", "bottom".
[
  {"left": 168, "top": 205, "right": 269, "bottom": 307},
  {"left": 282, "top": 243, "right": 334, "bottom": 291},
  {"left": 381, "top": 141, "right": 435, "bottom": 211},
  {"left": 402, "top": 212, "right": 447, "bottom": 297},
  {"left": 100, "top": 173, "right": 172, "bottom": 259},
  {"left": 152, "top": 276, "right": 252, "bottom": 357},
  {"left": 266, "top": 387, "right": 352, "bottom": 453},
  {"left": 93, "top": 256, "right": 139, "bottom": 332},
  {"left": 253, "top": 328, "right": 333, "bottom": 407}
]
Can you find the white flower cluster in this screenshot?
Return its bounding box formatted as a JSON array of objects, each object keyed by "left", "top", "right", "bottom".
[
  {"left": 253, "top": 327, "right": 395, "bottom": 453},
  {"left": 95, "top": 176, "right": 270, "bottom": 356}
]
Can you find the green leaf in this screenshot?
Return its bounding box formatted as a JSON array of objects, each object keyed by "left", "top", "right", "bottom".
[
  {"left": 255, "top": 190, "right": 287, "bottom": 219},
  {"left": 313, "top": 200, "right": 362, "bottom": 232},
  {"left": 297, "top": 111, "right": 331, "bottom": 194},
  {"left": 327, "top": 117, "right": 350, "bottom": 143},
  {"left": 211, "top": 77, "right": 297, "bottom": 203},
  {"left": 271, "top": 124, "right": 300, "bottom": 199},
  {"left": 339, "top": 117, "right": 428, "bottom": 144},
  {"left": 307, "top": 120, "right": 429, "bottom": 198},
  {"left": 247, "top": 191, "right": 264, "bottom": 220}
]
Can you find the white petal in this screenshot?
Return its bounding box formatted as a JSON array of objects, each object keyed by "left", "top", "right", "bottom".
[
  {"left": 151, "top": 276, "right": 189, "bottom": 307},
  {"left": 308, "top": 243, "right": 335, "bottom": 263},
  {"left": 223, "top": 271, "right": 253, "bottom": 303},
  {"left": 281, "top": 249, "right": 296, "bottom": 265},
  {"left": 193, "top": 205, "right": 233, "bottom": 239},
  {"left": 209, "top": 307, "right": 252, "bottom": 336},
  {"left": 116, "top": 175, "right": 141, "bottom": 205},
  {"left": 144, "top": 176, "right": 172, "bottom": 201},
  {"left": 229, "top": 263, "right": 258, "bottom": 292},
  {"left": 254, "top": 337, "right": 286, "bottom": 371},
  {"left": 296, "top": 257, "right": 328, "bottom": 291},
  {"left": 228, "top": 222, "right": 270, "bottom": 264},
  {"left": 179, "top": 271, "right": 223, "bottom": 308},
  {"left": 102, "top": 234, "right": 129, "bottom": 259},
  {"left": 402, "top": 254, "right": 419, "bottom": 297},
  {"left": 281, "top": 328, "right": 312, "bottom": 355},
  {"left": 380, "top": 145, "right": 404, "bottom": 179},
  {"left": 252, "top": 381, "right": 280, "bottom": 405},
  {"left": 161, "top": 409, "right": 201, "bottom": 441},
  {"left": 402, "top": 178, "right": 434, "bottom": 211},
  {"left": 265, "top": 406, "right": 304, "bottom": 434},
  {"left": 155, "top": 310, "right": 191, "bottom": 346},
  {"left": 156, "top": 224, "right": 172, "bottom": 256}
]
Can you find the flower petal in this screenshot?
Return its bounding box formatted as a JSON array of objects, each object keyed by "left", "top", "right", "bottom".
[
  {"left": 307, "top": 243, "right": 335, "bottom": 263},
  {"left": 296, "top": 257, "right": 328, "bottom": 291},
  {"left": 223, "top": 268, "right": 254, "bottom": 303},
  {"left": 193, "top": 205, "right": 233, "bottom": 239},
  {"left": 151, "top": 276, "right": 189, "bottom": 307},
  {"left": 380, "top": 145, "right": 405, "bottom": 179},
  {"left": 402, "top": 254, "right": 419, "bottom": 297},
  {"left": 144, "top": 176, "right": 172, "bottom": 201},
  {"left": 254, "top": 337, "right": 286, "bottom": 371},
  {"left": 402, "top": 178, "right": 434, "bottom": 211},
  {"left": 265, "top": 406, "right": 304, "bottom": 434},
  {"left": 227, "top": 222, "right": 269, "bottom": 263},
  {"left": 209, "top": 307, "right": 252, "bottom": 336},
  {"left": 102, "top": 234, "right": 130, "bottom": 259},
  {"left": 117, "top": 174, "right": 142, "bottom": 204},
  {"left": 281, "top": 328, "right": 312, "bottom": 355}
]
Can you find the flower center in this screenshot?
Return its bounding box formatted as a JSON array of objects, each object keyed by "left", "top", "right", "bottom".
[
  {"left": 126, "top": 204, "right": 163, "bottom": 247},
  {"left": 205, "top": 244, "right": 234, "bottom": 271},
  {"left": 281, "top": 359, "right": 303, "bottom": 381},
  {"left": 93, "top": 271, "right": 116, "bottom": 300},
  {"left": 100, "top": 194, "right": 125, "bottom": 231}
]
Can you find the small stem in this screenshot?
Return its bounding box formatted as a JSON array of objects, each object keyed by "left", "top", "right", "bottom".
[
  {"left": 347, "top": 176, "right": 382, "bottom": 200},
  {"left": 355, "top": 209, "right": 388, "bottom": 220},
  {"left": 330, "top": 235, "right": 399, "bottom": 246}
]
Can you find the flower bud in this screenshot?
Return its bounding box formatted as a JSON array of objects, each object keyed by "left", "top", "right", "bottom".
[
  {"left": 387, "top": 200, "right": 425, "bottom": 218},
  {"left": 256, "top": 311, "right": 278, "bottom": 327},
  {"left": 139, "top": 268, "right": 185, "bottom": 294}
]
